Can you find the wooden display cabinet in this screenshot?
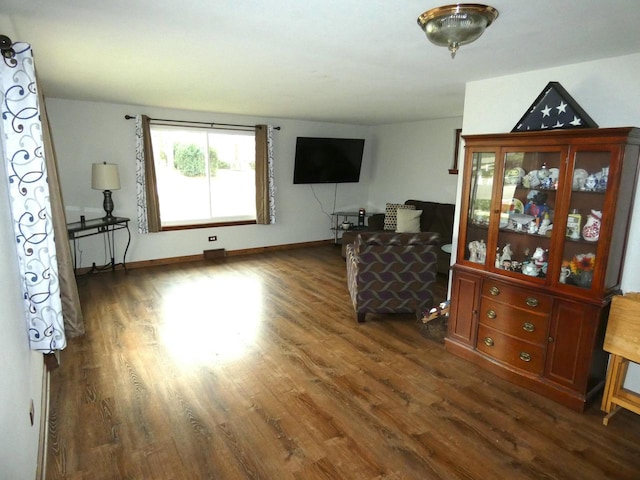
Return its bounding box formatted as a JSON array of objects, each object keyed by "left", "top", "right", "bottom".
[{"left": 446, "top": 127, "right": 640, "bottom": 411}]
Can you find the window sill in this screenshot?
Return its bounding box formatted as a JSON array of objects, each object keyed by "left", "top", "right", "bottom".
[{"left": 161, "top": 220, "right": 256, "bottom": 231}]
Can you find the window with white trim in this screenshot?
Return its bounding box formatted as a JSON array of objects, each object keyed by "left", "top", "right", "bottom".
[{"left": 150, "top": 126, "right": 256, "bottom": 228}]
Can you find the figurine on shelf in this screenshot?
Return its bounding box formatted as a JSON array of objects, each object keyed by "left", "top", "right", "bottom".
[
  {"left": 500, "top": 244, "right": 513, "bottom": 265},
  {"left": 538, "top": 212, "right": 552, "bottom": 236},
  {"left": 596, "top": 167, "right": 609, "bottom": 192},
  {"left": 542, "top": 176, "right": 555, "bottom": 189},
  {"left": 525, "top": 191, "right": 550, "bottom": 232},
  {"left": 495, "top": 247, "right": 501, "bottom": 269},
  {"left": 559, "top": 261, "right": 572, "bottom": 284},
  {"left": 532, "top": 247, "right": 548, "bottom": 275},
  {"left": 477, "top": 239, "right": 487, "bottom": 264},
  {"left": 537, "top": 163, "right": 550, "bottom": 180},
  {"left": 582, "top": 210, "right": 602, "bottom": 242},
  {"left": 469, "top": 240, "right": 478, "bottom": 263}
]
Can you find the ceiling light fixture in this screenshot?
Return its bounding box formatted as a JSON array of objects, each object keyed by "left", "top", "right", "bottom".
[{"left": 417, "top": 3, "right": 499, "bottom": 59}]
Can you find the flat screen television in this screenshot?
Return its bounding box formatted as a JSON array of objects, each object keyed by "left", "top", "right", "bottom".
[{"left": 293, "top": 137, "right": 365, "bottom": 184}]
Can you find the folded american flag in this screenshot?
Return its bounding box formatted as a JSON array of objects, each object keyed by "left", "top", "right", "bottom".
[{"left": 512, "top": 81, "right": 598, "bottom": 132}]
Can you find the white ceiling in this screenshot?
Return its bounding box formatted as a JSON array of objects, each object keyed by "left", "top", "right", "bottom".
[{"left": 2, "top": 1, "right": 640, "bottom": 126}]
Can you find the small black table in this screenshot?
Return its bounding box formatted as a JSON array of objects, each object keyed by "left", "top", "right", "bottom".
[{"left": 67, "top": 216, "right": 131, "bottom": 273}]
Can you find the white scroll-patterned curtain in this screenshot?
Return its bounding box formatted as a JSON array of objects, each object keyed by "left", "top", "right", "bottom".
[
  {"left": 266, "top": 125, "right": 276, "bottom": 224},
  {"left": 135, "top": 115, "right": 149, "bottom": 233},
  {"left": 0, "top": 43, "right": 66, "bottom": 352},
  {"left": 135, "top": 114, "right": 161, "bottom": 233}
]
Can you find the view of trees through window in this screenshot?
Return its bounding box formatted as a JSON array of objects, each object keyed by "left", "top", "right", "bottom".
[{"left": 150, "top": 126, "right": 256, "bottom": 227}]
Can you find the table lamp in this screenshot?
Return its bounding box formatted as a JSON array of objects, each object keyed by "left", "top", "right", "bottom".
[{"left": 91, "top": 162, "right": 121, "bottom": 219}]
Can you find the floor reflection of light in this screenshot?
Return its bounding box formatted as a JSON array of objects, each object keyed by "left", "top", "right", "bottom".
[{"left": 160, "top": 274, "right": 263, "bottom": 365}]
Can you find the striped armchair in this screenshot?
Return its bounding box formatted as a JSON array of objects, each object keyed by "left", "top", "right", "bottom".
[{"left": 345, "top": 232, "right": 440, "bottom": 323}]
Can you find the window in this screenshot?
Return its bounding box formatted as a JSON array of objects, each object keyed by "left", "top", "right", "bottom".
[{"left": 150, "top": 125, "right": 256, "bottom": 228}]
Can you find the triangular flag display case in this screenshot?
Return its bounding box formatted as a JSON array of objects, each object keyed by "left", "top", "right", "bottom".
[{"left": 512, "top": 82, "right": 598, "bottom": 132}]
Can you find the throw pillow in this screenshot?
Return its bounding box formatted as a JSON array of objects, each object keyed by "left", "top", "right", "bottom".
[
  {"left": 384, "top": 203, "right": 416, "bottom": 231},
  {"left": 396, "top": 209, "right": 422, "bottom": 233}
]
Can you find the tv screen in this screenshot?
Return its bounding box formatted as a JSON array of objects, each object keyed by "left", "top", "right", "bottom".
[{"left": 293, "top": 137, "right": 364, "bottom": 184}]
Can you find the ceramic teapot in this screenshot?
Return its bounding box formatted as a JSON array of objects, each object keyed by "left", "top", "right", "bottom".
[
  {"left": 584, "top": 174, "right": 598, "bottom": 191},
  {"left": 522, "top": 262, "right": 540, "bottom": 277}
]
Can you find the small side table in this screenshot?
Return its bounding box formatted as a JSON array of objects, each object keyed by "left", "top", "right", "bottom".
[
  {"left": 601, "top": 293, "right": 640, "bottom": 425},
  {"left": 67, "top": 216, "right": 131, "bottom": 274},
  {"left": 331, "top": 211, "right": 375, "bottom": 245}
]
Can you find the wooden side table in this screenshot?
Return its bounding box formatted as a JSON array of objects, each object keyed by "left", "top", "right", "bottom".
[{"left": 601, "top": 292, "right": 640, "bottom": 425}]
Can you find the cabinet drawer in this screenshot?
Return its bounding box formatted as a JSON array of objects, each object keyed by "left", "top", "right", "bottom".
[
  {"left": 479, "top": 298, "right": 549, "bottom": 345},
  {"left": 476, "top": 325, "right": 545, "bottom": 375},
  {"left": 482, "top": 280, "right": 552, "bottom": 313}
]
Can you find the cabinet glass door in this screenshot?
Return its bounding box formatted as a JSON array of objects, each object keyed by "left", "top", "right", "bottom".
[
  {"left": 463, "top": 152, "right": 495, "bottom": 265},
  {"left": 557, "top": 150, "right": 610, "bottom": 290},
  {"left": 494, "top": 149, "right": 562, "bottom": 279}
]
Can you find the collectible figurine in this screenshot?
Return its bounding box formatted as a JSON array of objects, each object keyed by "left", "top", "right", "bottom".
[
  {"left": 532, "top": 247, "right": 548, "bottom": 275},
  {"left": 477, "top": 240, "right": 487, "bottom": 264},
  {"left": 525, "top": 191, "right": 550, "bottom": 231},
  {"left": 469, "top": 241, "right": 478, "bottom": 263},
  {"left": 538, "top": 212, "right": 552, "bottom": 236},
  {"left": 500, "top": 244, "right": 513, "bottom": 264}
]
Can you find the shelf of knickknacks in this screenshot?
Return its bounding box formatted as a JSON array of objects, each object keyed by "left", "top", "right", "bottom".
[
  {"left": 571, "top": 189, "right": 606, "bottom": 194},
  {"left": 506, "top": 165, "right": 608, "bottom": 192},
  {"left": 493, "top": 244, "right": 549, "bottom": 278}
]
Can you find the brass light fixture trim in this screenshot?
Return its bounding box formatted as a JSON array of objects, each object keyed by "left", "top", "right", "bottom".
[{"left": 417, "top": 3, "right": 499, "bottom": 59}]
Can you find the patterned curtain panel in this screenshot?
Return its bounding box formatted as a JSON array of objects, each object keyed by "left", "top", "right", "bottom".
[
  {"left": 135, "top": 114, "right": 161, "bottom": 233},
  {"left": 255, "top": 124, "right": 276, "bottom": 224},
  {"left": 0, "top": 43, "right": 66, "bottom": 352}
]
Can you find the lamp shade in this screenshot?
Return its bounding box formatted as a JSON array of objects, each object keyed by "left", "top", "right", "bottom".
[{"left": 91, "top": 162, "right": 121, "bottom": 190}]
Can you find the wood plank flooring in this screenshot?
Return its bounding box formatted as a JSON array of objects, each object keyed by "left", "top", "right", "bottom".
[{"left": 46, "top": 245, "right": 640, "bottom": 479}]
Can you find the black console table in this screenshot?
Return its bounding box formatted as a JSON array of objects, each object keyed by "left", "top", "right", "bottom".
[{"left": 67, "top": 216, "right": 131, "bottom": 273}]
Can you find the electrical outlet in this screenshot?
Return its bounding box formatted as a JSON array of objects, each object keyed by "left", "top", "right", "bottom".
[
  {"left": 208, "top": 235, "right": 217, "bottom": 242},
  {"left": 29, "top": 399, "right": 35, "bottom": 426}
]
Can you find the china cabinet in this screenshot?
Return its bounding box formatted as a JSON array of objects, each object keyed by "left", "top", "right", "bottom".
[{"left": 447, "top": 127, "right": 640, "bottom": 411}]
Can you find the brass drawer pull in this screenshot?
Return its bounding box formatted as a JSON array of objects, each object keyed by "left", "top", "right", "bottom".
[
  {"left": 519, "top": 352, "right": 532, "bottom": 362},
  {"left": 525, "top": 297, "right": 539, "bottom": 307},
  {"left": 522, "top": 322, "right": 535, "bottom": 332},
  {"left": 489, "top": 286, "right": 500, "bottom": 296},
  {"left": 486, "top": 309, "right": 497, "bottom": 319},
  {"left": 484, "top": 337, "right": 494, "bottom": 347}
]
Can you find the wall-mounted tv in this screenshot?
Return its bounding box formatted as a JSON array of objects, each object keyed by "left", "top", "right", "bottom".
[{"left": 293, "top": 136, "right": 365, "bottom": 184}]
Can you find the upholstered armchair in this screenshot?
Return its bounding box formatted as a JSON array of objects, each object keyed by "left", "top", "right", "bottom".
[{"left": 345, "top": 231, "right": 440, "bottom": 323}]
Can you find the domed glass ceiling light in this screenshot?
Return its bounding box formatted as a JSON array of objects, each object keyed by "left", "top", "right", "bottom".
[{"left": 417, "top": 4, "right": 499, "bottom": 59}]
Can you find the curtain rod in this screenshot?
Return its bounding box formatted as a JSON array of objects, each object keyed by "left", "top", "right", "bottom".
[
  {"left": 124, "top": 115, "right": 281, "bottom": 130},
  {"left": 0, "top": 34, "right": 16, "bottom": 59}
]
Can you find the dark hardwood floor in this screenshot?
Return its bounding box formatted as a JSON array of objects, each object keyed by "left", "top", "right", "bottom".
[{"left": 46, "top": 245, "right": 640, "bottom": 479}]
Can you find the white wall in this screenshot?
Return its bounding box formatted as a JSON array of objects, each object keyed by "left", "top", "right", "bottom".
[
  {"left": 368, "top": 117, "right": 462, "bottom": 211},
  {"left": 0, "top": 156, "right": 44, "bottom": 479},
  {"left": 46, "top": 98, "right": 374, "bottom": 267},
  {"left": 460, "top": 52, "right": 640, "bottom": 392},
  {"left": 0, "top": 97, "right": 458, "bottom": 478}
]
